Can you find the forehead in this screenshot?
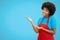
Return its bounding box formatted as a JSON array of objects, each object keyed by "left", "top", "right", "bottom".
[
  {"left": 42, "top": 7, "right": 50, "bottom": 12},
  {"left": 43, "top": 7, "right": 49, "bottom": 10}
]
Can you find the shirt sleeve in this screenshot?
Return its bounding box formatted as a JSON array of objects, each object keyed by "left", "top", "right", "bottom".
[{"left": 51, "top": 16, "right": 56, "bottom": 29}]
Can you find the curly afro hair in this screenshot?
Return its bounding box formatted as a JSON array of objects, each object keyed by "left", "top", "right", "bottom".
[{"left": 42, "top": 2, "right": 56, "bottom": 16}]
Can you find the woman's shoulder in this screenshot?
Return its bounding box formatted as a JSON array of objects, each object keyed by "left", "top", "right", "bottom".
[
  {"left": 49, "top": 16, "right": 56, "bottom": 29},
  {"left": 50, "top": 16, "right": 56, "bottom": 21}
]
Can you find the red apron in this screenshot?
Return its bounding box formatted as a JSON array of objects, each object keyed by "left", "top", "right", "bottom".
[{"left": 38, "top": 17, "right": 54, "bottom": 40}]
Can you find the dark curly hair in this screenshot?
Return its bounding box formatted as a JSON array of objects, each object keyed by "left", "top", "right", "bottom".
[{"left": 42, "top": 2, "right": 56, "bottom": 16}]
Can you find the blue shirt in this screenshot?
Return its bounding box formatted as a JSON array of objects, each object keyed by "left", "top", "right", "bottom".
[{"left": 37, "top": 16, "right": 56, "bottom": 30}]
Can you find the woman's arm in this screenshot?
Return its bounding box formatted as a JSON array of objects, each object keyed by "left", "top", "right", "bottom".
[
  {"left": 31, "top": 22, "right": 39, "bottom": 33},
  {"left": 26, "top": 17, "right": 39, "bottom": 33},
  {"left": 38, "top": 27, "right": 56, "bottom": 35},
  {"left": 43, "top": 28, "right": 56, "bottom": 34}
]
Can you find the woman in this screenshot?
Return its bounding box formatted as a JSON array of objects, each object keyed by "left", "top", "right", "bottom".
[{"left": 26, "top": 2, "right": 56, "bottom": 40}]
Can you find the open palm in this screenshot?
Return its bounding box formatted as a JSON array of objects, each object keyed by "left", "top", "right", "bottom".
[{"left": 26, "top": 16, "right": 33, "bottom": 23}]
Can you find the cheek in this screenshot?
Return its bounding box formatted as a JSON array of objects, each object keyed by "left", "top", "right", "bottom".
[
  {"left": 46, "top": 12, "right": 49, "bottom": 15},
  {"left": 45, "top": 12, "right": 49, "bottom": 16},
  {"left": 42, "top": 13, "right": 46, "bottom": 16},
  {"left": 45, "top": 11, "right": 50, "bottom": 16},
  {"left": 42, "top": 11, "right": 49, "bottom": 16},
  {"left": 42, "top": 9, "right": 50, "bottom": 16}
]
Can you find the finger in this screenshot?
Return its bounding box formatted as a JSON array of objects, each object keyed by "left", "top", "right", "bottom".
[
  {"left": 37, "top": 27, "right": 40, "bottom": 29},
  {"left": 26, "top": 16, "right": 30, "bottom": 21},
  {"left": 26, "top": 17, "right": 32, "bottom": 21},
  {"left": 26, "top": 16, "right": 29, "bottom": 19}
]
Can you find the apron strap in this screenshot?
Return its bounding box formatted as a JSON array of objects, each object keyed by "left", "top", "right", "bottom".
[
  {"left": 40, "top": 16, "right": 50, "bottom": 24},
  {"left": 46, "top": 16, "right": 50, "bottom": 24},
  {"left": 40, "top": 17, "right": 44, "bottom": 24}
]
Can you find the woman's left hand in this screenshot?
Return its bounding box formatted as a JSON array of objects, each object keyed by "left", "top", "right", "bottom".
[{"left": 37, "top": 27, "right": 44, "bottom": 30}]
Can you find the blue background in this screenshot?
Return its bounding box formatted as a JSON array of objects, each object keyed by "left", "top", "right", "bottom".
[{"left": 0, "top": 0, "right": 60, "bottom": 40}]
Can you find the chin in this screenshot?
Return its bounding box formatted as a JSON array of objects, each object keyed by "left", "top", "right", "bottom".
[
  {"left": 42, "top": 14, "right": 46, "bottom": 17},
  {"left": 42, "top": 14, "right": 48, "bottom": 17}
]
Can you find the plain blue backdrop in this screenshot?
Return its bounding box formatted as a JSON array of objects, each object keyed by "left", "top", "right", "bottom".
[{"left": 0, "top": 0, "right": 60, "bottom": 40}]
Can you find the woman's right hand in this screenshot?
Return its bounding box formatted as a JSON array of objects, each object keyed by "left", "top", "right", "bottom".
[
  {"left": 26, "top": 16, "right": 39, "bottom": 33},
  {"left": 26, "top": 16, "right": 33, "bottom": 23}
]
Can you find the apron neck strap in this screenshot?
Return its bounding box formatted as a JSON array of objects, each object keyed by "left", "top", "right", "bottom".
[
  {"left": 46, "top": 16, "right": 50, "bottom": 24},
  {"left": 40, "top": 16, "right": 50, "bottom": 24}
]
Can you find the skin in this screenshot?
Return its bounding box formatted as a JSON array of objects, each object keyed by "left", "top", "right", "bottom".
[{"left": 26, "top": 7, "right": 56, "bottom": 35}]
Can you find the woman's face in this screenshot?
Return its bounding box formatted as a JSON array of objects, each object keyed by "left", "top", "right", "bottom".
[{"left": 42, "top": 7, "right": 50, "bottom": 17}]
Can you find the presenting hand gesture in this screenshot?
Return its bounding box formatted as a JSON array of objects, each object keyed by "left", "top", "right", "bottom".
[{"left": 26, "top": 16, "right": 33, "bottom": 23}]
